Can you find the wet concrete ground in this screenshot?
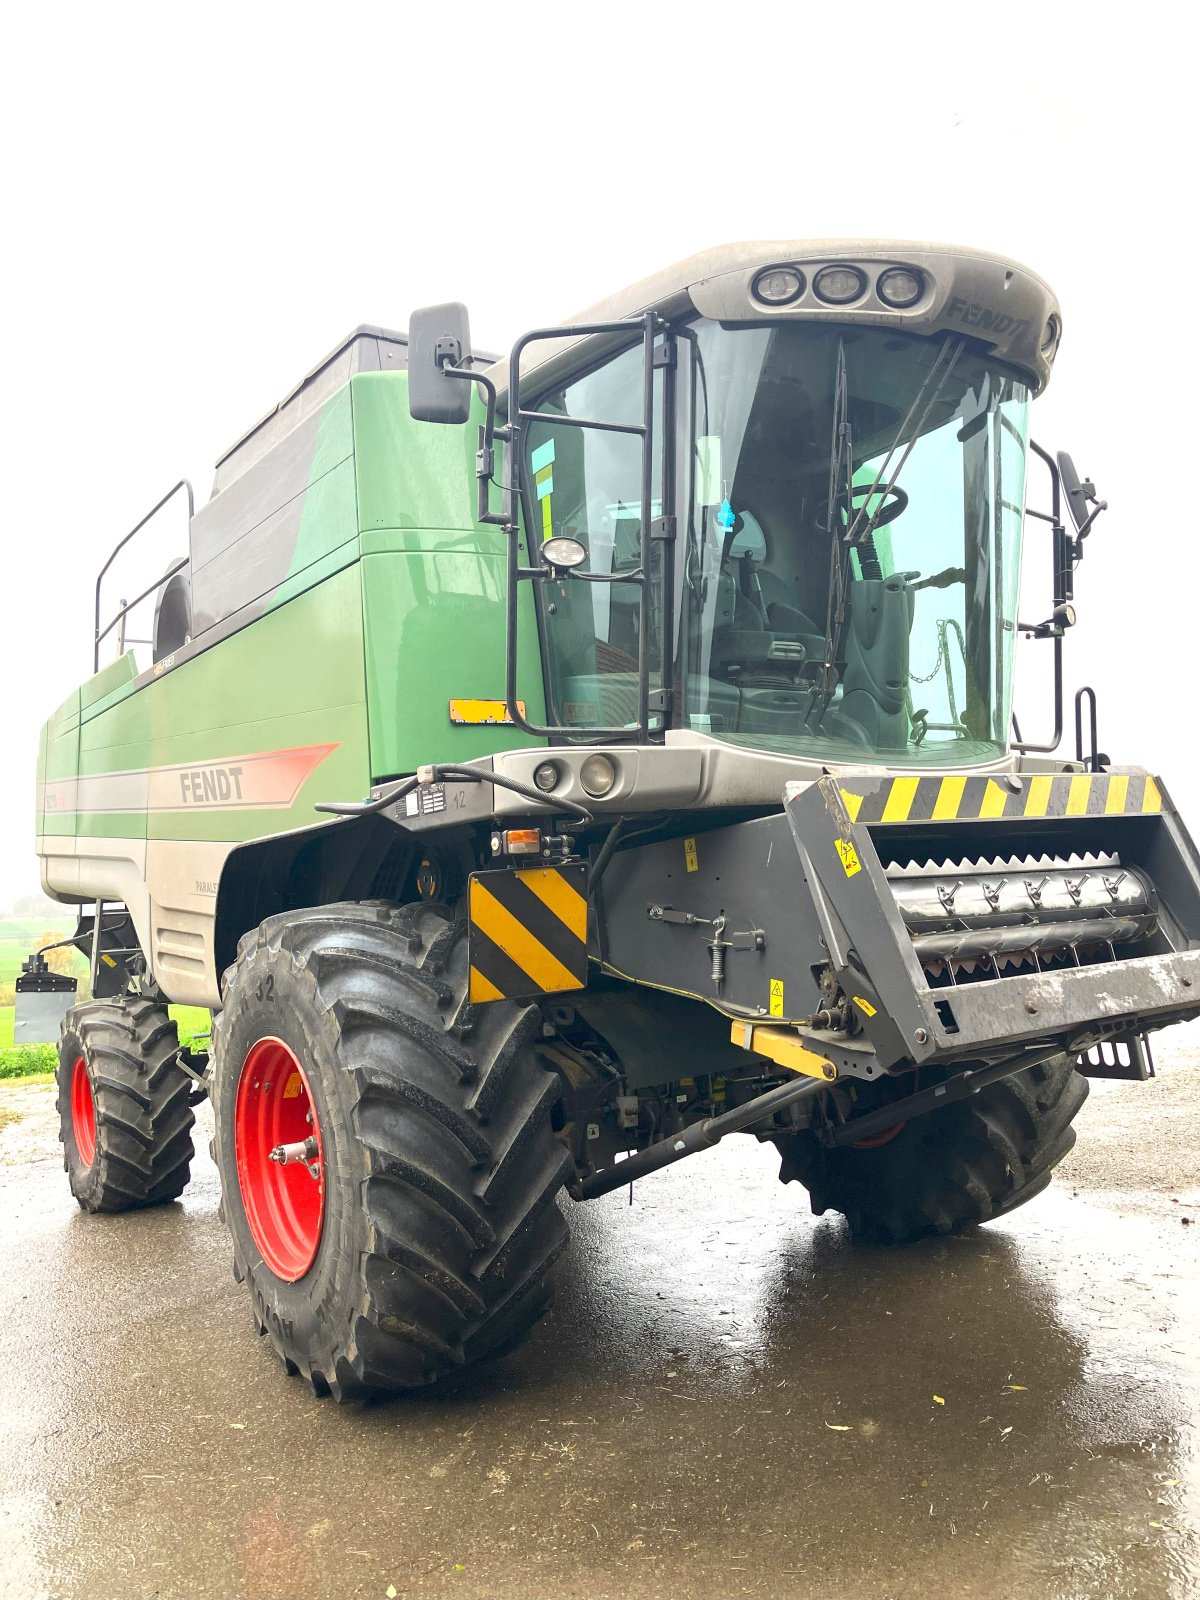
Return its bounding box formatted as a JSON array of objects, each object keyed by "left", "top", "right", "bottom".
[{"left": 1, "top": 1031, "right": 1198, "bottom": 1600}]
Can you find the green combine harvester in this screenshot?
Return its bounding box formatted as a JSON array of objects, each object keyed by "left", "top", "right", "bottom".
[{"left": 31, "top": 241, "right": 1200, "bottom": 1398}]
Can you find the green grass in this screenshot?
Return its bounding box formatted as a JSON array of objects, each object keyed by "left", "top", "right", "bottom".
[{"left": 0, "top": 1002, "right": 211, "bottom": 1079}]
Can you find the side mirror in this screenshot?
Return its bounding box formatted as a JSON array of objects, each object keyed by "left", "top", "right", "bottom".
[
  {"left": 408, "top": 302, "right": 473, "bottom": 424},
  {"left": 1057, "top": 451, "right": 1105, "bottom": 537}
]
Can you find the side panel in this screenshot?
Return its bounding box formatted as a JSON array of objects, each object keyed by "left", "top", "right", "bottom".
[
  {"left": 190, "top": 386, "right": 357, "bottom": 637},
  {"left": 43, "top": 567, "right": 370, "bottom": 1006},
  {"left": 352, "top": 374, "right": 546, "bottom": 775}
]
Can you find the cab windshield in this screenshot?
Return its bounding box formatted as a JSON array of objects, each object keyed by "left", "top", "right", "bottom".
[{"left": 523, "top": 319, "right": 1030, "bottom": 765}]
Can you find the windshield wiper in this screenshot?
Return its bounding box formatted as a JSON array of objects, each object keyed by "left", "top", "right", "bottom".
[
  {"left": 817, "top": 339, "right": 854, "bottom": 706},
  {"left": 842, "top": 335, "right": 966, "bottom": 548}
]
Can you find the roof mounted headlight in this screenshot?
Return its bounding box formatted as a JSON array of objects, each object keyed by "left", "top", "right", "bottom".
[
  {"left": 752, "top": 266, "right": 805, "bottom": 306},
  {"left": 814, "top": 265, "right": 866, "bottom": 305},
  {"left": 877, "top": 268, "right": 923, "bottom": 308}
]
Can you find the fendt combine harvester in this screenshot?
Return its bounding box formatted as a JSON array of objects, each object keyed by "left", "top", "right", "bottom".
[{"left": 33, "top": 242, "right": 1200, "bottom": 1398}]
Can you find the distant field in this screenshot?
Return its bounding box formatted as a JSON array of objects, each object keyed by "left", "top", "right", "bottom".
[{"left": 0, "top": 1003, "right": 211, "bottom": 1076}]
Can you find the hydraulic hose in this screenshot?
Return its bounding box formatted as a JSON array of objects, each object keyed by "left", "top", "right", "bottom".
[{"left": 314, "top": 763, "right": 593, "bottom": 823}]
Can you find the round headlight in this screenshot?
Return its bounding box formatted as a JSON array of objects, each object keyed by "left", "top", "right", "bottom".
[
  {"left": 542, "top": 535, "right": 588, "bottom": 570},
  {"left": 533, "top": 761, "right": 560, "bottom": 793},
  {"left": 814, "top": 265, "right": 866, "bottom": 305},
  {"left": 752, "top": 266, "right": 805, "bottom": 306},
  {"left": 1041, "top": 314, "right": 1062, "bottom": 356},
  {"left": 579, "top": 754, "right": 617, "bottom": 798},
  {"left": 877, "top": 268, "right": 923, "bottom": 308}
]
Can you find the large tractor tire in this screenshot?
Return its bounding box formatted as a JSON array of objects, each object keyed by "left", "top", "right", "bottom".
[
  {"left": 775, "top": 1054, "right": 1088, "bottom": 1245},
  {"left": 210, "top": 900, "right": 572, "bottom": 1400},
  {"left": 57, "top": 998, "right": 195, "bottom": 1212}
]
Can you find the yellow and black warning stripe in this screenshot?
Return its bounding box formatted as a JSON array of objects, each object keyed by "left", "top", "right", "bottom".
[
  {"left": 468, "top": 863, "right": 589, "bottom": 1003},
  {"left": 840, "top": 771, "right": 1165, "bottom": 827}
]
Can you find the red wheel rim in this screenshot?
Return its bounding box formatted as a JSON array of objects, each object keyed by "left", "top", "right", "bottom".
[
  {"left": 851, "top": 1122, "right": 905, "bottom": 1150},
  {"left": 234, "top": 1038, "right": 325, "bottom": 1282},
  {"left": 70, "top": 1056, "right": 96, "bottom": 1168}
]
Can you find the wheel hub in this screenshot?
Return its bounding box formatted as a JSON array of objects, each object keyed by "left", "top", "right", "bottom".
[{"left": 234, "top": 1038, "right": 325, "bottom": 1281}]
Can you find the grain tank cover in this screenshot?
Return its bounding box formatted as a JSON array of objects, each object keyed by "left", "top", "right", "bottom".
[{"left": 212, "top": 325, "right": 412, "bottom": 493}]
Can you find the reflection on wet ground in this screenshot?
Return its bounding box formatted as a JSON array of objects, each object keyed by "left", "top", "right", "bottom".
[{"left": 1, "top": 1036, "right": 1198, "bottom": 1599}]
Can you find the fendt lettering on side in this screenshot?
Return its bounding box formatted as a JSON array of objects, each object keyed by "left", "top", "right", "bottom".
[{"left": 25, "top": 242, "right": 1200, "bottom": 1400}]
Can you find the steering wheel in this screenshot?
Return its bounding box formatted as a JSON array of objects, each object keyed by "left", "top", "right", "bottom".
[{"left": 848, "top": 482, "right": 908, "bottom": 528}]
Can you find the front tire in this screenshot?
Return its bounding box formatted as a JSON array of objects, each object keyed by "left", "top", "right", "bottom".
[
  {"left": 57, "top": 998, "right": 195, "bottom": 1212},
  {"left": 210, "top": 901, "right": 572, "bottom": 1399},
  {"left": 775, "top": 1055, "right": 1088, "bottom": 1244}
]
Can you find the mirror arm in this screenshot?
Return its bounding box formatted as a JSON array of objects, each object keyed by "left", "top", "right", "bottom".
[
  {"left": 440, "top": 364, "right": 510, "bottom": 527},
  {"left": 1072, "top": 498, "right": 1108, "bottom": 543}
]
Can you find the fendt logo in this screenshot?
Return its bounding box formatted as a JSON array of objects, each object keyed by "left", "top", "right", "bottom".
[
  {"left": 179, "top": 765, "right": 245, "bottom": 804},
  {"left": 945, "top": 296, "right": 1029, "bottom": 338}
]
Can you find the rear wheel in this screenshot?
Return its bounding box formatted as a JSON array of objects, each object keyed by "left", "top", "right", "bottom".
[
  {"left": 57, "top": 998, "right": 195, "bottom": 1212},
  {"left": 775, "top": 1055, "right": 1088, "bottom": 1244},
  {"left": 210, "top": 900, "right": 572, "bottom": 1400}
]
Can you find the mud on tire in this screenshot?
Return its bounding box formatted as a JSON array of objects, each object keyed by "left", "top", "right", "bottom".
[
  {"left": 57, "top": 998, "right": 195, "bottom": 1212},
  {"left": 210, "top": 901, "right": 572, "bottom": 1400},
  {"left": 775, "top": 1054, "right": 1089, "bottom": 1244}
]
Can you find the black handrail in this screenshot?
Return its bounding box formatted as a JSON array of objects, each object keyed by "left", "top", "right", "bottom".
[
  {"left": 1012, "top": 441, "right": 1065, "bottom": 754},
  {"left": 501, "top": 314, "right": 663, "bottom": 742},
  {"left": 94, "top": 480, "right": 193, "bottom": 672}
]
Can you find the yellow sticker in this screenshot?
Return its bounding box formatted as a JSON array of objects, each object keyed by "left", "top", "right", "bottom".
[
  {"left": 449, "top": 698, "right": 527, "bottom": 725},
  {"left": 100, "top": 954, "right": 117, "bottom": 968},
  {"left": 769, "top": 978, "right": 784, "bottom": 1017},
  {"left": 852, "top": 995, "right": 877, "bottom": 1018},
  {"left": 282, "top": 1071, "right": 304, "bottom": 1099},
  {"left": 835, "top": 837, "right": 862, "bottom": 877},
  {"left": 684, "top": 837, "right": 699, "bottom": 873}
]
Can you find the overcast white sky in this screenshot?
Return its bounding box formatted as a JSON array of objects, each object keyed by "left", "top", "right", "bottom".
[{"left": 0, "top": 3, "right": 1193, "bottom": 906}]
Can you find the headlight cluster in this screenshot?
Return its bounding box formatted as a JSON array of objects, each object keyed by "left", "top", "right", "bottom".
[{"left": 752, "top": 262, "right": 927, "bottom": 310}]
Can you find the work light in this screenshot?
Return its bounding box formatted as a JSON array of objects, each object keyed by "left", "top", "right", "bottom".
[
  {"left": 752, "top": 266, "right": 805, "bottom": 306},
  {"left": 814, "top": 266, "right": 866, "bottom": 304},
  {"left": 877, "top": 268, "right": 923, "bottom": 307}
]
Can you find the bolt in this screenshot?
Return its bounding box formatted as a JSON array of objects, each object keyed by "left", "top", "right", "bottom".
[{"left": 914, "top": 1027, "right": 928, "bottom": 1045}]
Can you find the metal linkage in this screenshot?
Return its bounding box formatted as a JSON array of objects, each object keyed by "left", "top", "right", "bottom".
[
  {"left": 825, "top": 1045, "right": 1065, "bottom": 1148},
  {"left": 570, "top": 1073, "right": 826, "bottom": 1201}
]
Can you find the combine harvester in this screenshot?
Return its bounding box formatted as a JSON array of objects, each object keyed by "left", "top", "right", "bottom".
[{"left": 32, "top": 242, "right": 1200, "bottom": 1397}]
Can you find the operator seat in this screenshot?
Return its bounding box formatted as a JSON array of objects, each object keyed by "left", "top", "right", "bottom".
[{"left": 823, "top": 573, "right": 914, "bottom": 748}]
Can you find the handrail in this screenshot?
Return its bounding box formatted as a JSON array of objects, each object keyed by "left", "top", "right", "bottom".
[
  {"left": 95, "top": 558, "right": 189, "bottom": 662},
  {"left": 1012, "top": 440, "right": 1065, "bottom": 754},
  {"left": 94, "top": 480, "right": 193, "bottom": 672}
]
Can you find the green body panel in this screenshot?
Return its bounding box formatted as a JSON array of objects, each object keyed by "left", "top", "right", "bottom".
[
  {"left": 350, "top": 375, "right": 545, "bottom": 774},
  {"left": 39, "top": 689, "right": 81, "bottom": 839},
  {"left": 37, "top": 367, "right": 546, "bottom": 883},
  {"left": 74, "top": 568, "right": 370, "bottom": 842}
]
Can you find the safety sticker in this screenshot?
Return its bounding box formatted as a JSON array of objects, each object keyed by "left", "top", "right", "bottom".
[
  {"left": 282, "top": 1072, "right": 304, "bottom": 1098},
  {"left": 852, "top": 995, "right": 877, "bottom": 1018},
  {"left": 468, "top": 862, "right": 589, "bottom": 1003},
  {"left": 684, "top": 837, "right": 699, "bottom": 873},
  {"left": 769, "top": 978, "right": 784, "bottom": 1017},
  {"left": 835, "top": 837, "right": 862, "bottom": 877}
]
